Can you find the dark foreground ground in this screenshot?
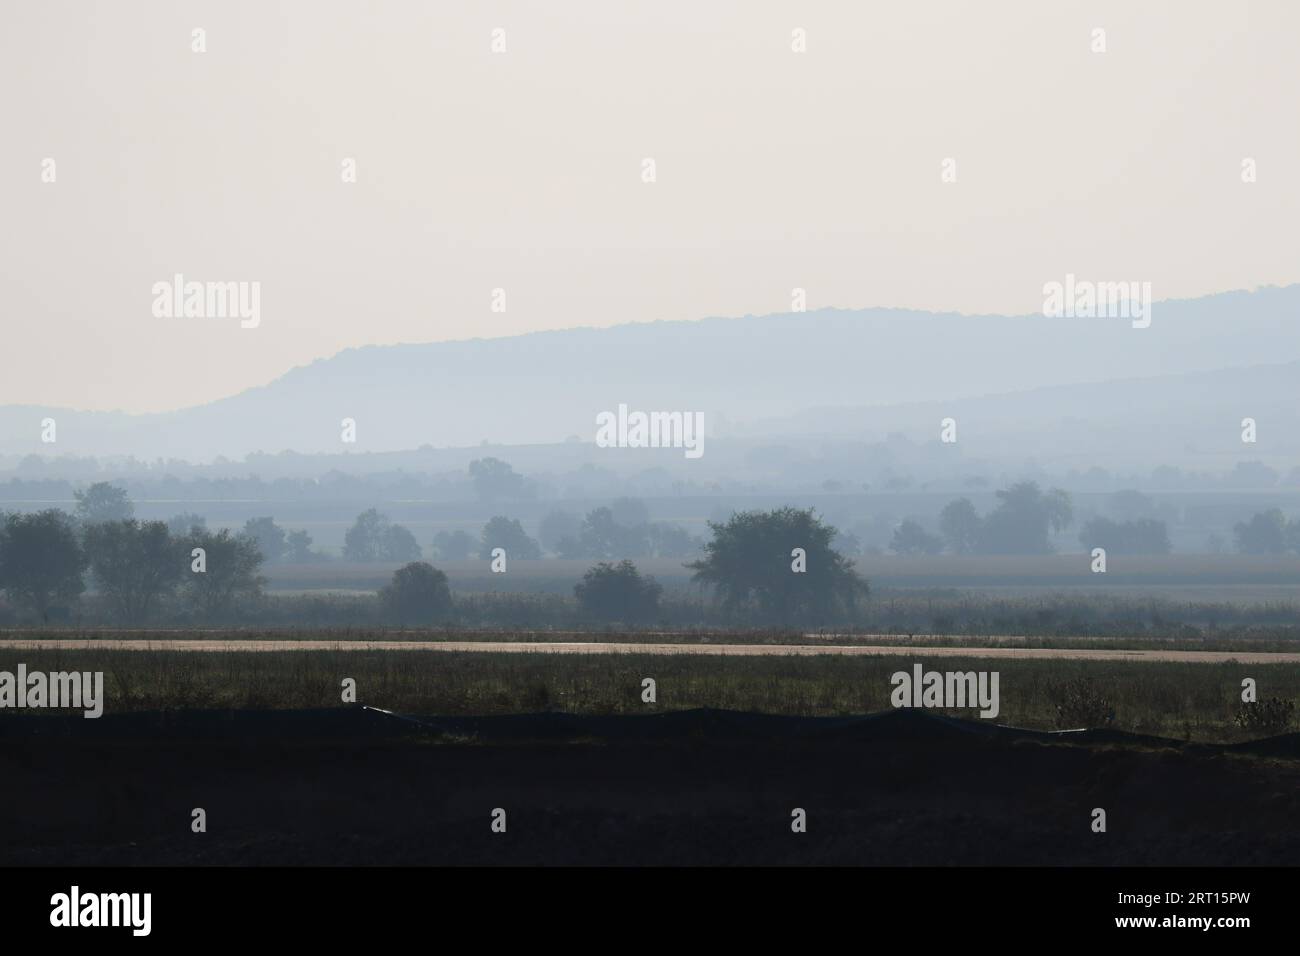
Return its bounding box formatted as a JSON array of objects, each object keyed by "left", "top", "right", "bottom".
[{"left": 2, "top": 708, "right": 1297, "bottom": 865}]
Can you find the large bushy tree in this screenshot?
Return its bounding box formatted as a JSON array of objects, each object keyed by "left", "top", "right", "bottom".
[
  {"left": 1234, "top": 509, "right": 1288, "bottom": 554},
  {"left": 83, "top": 520, "right": 185, "bottom": 622},
  {"left": 687, "top": 507, "right": 867, "bottom": 624},
  {"left": 380, "top": 561, "right": 452, "bottom": 623},
  {"left": 74, "top": 482, "right": 134, "bottom": 525},
  {"left": 575, "top": 560, "right": 662, "bottom": 622},
  {"left": 890, "top": 519, "right": 943, "bottom": 555},
  {"left": 285, "top": 529, "right": 320, "bottom": 563},
  {"left": 343, "top": 509, "right": 422, "bottom": 562},
  {"left": 479, "top": 516, "right": 542, "bottom": 560},
  {"left": 975, "top": 482, "right": 1072, "bottom": 554},
  {"left": 242, "top": 517, "right": 287, "bottom": 563},
  {"left": 0, "top": 510, "right": 88, "bottom": 621},
  {"left": 181, "top": 528, "right": 266, "bottom": 618}
]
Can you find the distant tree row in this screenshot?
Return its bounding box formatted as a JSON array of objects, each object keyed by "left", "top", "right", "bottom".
[
  {"left": 2, "top": 502, "right": 867, "bottom": 627},
  {"left": 49, "top": 484, "right": 702, "bottom": 566},
  {"left": 889, "top": 482, "right": 1076, "bottom": 555},
  {"left": 1234, "top": 509, "right": 1300, "bottom": 555},
  {"left": 1078, "top": 517, "right": 1171, "bottom": 555},
  {"left": 542, "top": 501, "right": 701, "bottom": 560},
  {"left": 375, "top": 506, "right": 865, "bottom": 626},
  {"left": 0, "top": 510, "right": 264, "bottom": 623},
  {"left": 415, "top": 503, "right": 701, "bottom": 563},
  {"left": 892, "top": 485, "right": 1182, "bottom": 556}
]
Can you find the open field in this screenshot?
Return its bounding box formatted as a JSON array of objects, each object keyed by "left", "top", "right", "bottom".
[
  {"left": 2, "top": 645, "right": 1297, "bottom": 741},
  {"left": 19, "top": 557, "right": 1300, "bottom": 635},
  {"left": 262, "top": 554, "right": 1300, "bottom": 593}
]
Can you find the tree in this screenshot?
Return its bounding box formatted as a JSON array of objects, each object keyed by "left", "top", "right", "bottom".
[
  {"left": 976, "top": 482, "right": 1072, "bottom": 554},
  {"left": 74, "top": 482, "right": 133, "bottom": 524},
  {"left": 431, "top": 529, "right": 475, "bottom": 561},
  {"left": 0, "top": 510, "right": 88, "bottom": 621},
  {"left": 285, "top": 529, "right": 318, "bottom": 563},
  {"left": 575, "top": 507, "right": 621, "bottom": 559},
  {"left": 381, "top": 523, "right": 422, "bottom": 562},
  {"left": 686, "top": 507, "right": 867, "bottom": 624},
  {"left": 559, "top": 507, "right": 651, "bottom": 560},
  {"left": 181, "top": 528, "right": 266, "bottom": 618},
  {"left": 380, "top": 562, "right": 452, "bottom": 623},
  {"left": 468, "top": 458, "right": 527, "bottom": 502},
  {"left": 343, "top": 509, "right": 422, "bottom": 562},
  {"left": 479, "top": 516, "right": 541, "bottom": 560},
  {"left": 648, "top": 522, "right": 699, "bottom": 558},
  {"left": 344, "top": 509, "right": 385, "bottom": 562},
  {"left": 167, "top": 512, "right": 207, "bottom": 536},
  {"left": 889, "top": 519, "right": 943, "bottom": 555},
  {"left": 575, "top": 560, "right": 662, "bottom": 622},
  {"left": 939, "top": 498, "right": 981, "bottom": 554},
  {"left": 243, "top": 517, "right": 287, "bottom": 563},
  {"left": 1079, "top": 517, "right": 1171, "bottom": 555},
  {"left": 83, "top": 520, "right": 185, "bottom": 622},
  {"left": 1234, "top": 509, "right": 1288, "bottom": 554}
]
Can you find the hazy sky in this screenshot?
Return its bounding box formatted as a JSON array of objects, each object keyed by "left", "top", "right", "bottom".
[{"left": 2, "top": 0, "right": 1297, "bottom": 414}]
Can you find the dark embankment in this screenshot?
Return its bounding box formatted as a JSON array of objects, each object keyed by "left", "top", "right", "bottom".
[{"left": 2, "top": 708, "right": 1297, "bottom": 865}]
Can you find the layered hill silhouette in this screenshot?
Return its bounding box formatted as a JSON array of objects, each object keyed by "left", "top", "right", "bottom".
[{"left": 2, "top": 284, "right": 1297, "bottom": 464}]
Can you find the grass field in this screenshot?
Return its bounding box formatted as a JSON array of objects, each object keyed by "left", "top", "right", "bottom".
[
  {"left": 262, "top": 554, "right": 1300, "bottom": 593},
  {"left": 3, "top": 645, "right": 1296, "bottom": 742}
]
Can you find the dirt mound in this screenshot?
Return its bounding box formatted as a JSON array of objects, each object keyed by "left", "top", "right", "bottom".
[{"left": 3, "top": 706, "right": 1297, "bottom": 865}]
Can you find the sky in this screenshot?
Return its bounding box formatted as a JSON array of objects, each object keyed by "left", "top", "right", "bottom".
[{"left": 1, "top": 0, "right": 1297, "bottom": 414}]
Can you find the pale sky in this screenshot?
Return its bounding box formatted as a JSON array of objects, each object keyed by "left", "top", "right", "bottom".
[{"left": 1, "top": 0, "right": 1297, "bottom": 413}]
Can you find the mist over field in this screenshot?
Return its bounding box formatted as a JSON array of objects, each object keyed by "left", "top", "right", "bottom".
[
  {"left": 4, "top": 282, "right": 1299, "bottom": 580},
  {"left": 2, "top": 0, "right": 1298, "bottom": 891}
]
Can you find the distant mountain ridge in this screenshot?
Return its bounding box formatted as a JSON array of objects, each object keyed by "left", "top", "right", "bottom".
[{"left": 2, "top": 284, "right": 1297, "bottom": 461}]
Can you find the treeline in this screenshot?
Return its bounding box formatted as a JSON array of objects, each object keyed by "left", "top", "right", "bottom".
[
  {"left": 892, "top": 483, "right": 1079, "bottom": 555},
  {"left": 0, "top": 504, "right": 867, "bottom": 627},
  {"left": 1232, "top": 509, "right": 1300, "bottom": 554},
  {"left": 0, "top": 511, "right": 263, "bottom": 623},
  {"left": 7, "top": 449, "right": 1300, "bottom": 495},
  {"left": 0, "top": 456, "right": 709, "bottom": 505},
  {"left": 7, "top": 493, "right": 1300, "bottom": 635},
  {"left": 888, "top": 483, "right": 1199, "bottom": 556},
  {"left": 339, "top": 502, "right": 702, "bottom": 563}
]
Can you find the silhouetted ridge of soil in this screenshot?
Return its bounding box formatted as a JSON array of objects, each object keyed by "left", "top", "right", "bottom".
[{"left": 2, "top": 708, "right": 1296, "bottom": 865}]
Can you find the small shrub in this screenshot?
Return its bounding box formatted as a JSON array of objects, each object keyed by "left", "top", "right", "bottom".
[
  {"left": 1234, "top": 697, "right": 1295, "bottom": 734},
  {"left": 379, "top": 562, "right": 452, "bottom": 624},
  {"left": 574, "top": 560, "right": 662, "bottom": 622},
  {"left": 1051, "top": 678, "right": 1114, "bottom": 729}
]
